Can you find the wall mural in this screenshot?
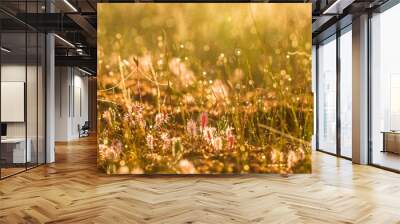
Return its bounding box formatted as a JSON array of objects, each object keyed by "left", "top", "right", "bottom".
[{"left": 97, "top": 3, "right": 312, "bottom": 174}]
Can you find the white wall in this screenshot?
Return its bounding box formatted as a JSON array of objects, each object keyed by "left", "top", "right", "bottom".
[
  {"left": 55, "top": 67, "right": 69, "bottom": 141},
  {"left": 1, "top": 65, "right": 26, "bottom": 138},
  {"left": 55, "top": 67, "right": 89, "bottom": 141},
  {"left": 72, "top": 73, "right": 89, "bottom": 138}
]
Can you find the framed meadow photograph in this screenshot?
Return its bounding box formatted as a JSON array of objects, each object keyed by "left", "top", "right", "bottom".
[{"left": 97, "top": 3, "right": 313, "bottom": 174}]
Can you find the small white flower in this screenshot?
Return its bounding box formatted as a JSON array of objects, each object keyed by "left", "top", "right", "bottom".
[
  {"left": 155, "top": 113, "right": 168, "bottom": 128},
  {"left": 212, "top": 137, "right": 223, "bottom": 151},
  {"left": 146, "top": 134, "right": 154, "bottom": 150}
]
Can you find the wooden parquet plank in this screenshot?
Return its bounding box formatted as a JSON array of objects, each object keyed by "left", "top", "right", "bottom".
[{"left": 0, "top": 136, "right": 400, "bottom": 223}]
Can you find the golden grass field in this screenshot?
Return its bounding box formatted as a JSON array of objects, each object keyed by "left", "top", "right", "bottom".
[{"left": 97, "top": 3, "right": 312, "bottom": 174}]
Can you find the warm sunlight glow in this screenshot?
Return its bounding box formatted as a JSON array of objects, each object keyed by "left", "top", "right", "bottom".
[{"left": 97, "top": 3, "right": 312, "bottom": 174}]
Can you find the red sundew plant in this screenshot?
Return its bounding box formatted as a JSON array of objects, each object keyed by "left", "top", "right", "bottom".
[{"left": 97, "top": 3, "right": 313, "bottom": 174}]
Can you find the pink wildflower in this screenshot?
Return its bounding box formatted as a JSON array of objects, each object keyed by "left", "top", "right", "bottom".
[
  {"left": 135, "top": 113, "right": 146, "bottom": 129},
  {"left": 212, "top": 137, "right": 223, "bottom": 151},
  {"left": 287, "top": 151, "right": 298, "bottom": 169},
  {"left": 203, "top": 126, "right": 215, "bottom": 143},
  {"left": 131, "top": 102, "right": 144, "bottom": 114},
  {"left": 200, "top": 112, "right": 207, "bottom": 130},
  {"left": 146, "top": 134, "right": 154, "bottom": 150},
  {"left": 186, "top": 120, "right": 197, "bottom": 137},
  {"left": 155, "top": 113, "right": 168, "bottom": 128},
  {"left": 226, "top": 126, "right": 235, "bottom": 149},
  {"left": 160, "top": 132, "right": 171, "bottom": 150},
  {"left": 227, "top": 135, "right": 235, "bottom": 150},
  {"left": 225, "top": 126, "right": 233, "bottom": 137},
  {"left": 99, "top": 142, "right": 121, "bottom": 161},
  {"left": 102, "top": 110, "right": 112, "bottom": 125}
]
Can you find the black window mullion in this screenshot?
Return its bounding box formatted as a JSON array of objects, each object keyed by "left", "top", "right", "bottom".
[
  {"left": 316, "top": 45, "right": 320, "bottom": 151},
  {"left": 336, "top": 29, "right": 341, "bottom": 157},
  {"left": 0, "top": 22, "right": 2, "bottom": 179},
  {"left": 36, "top": 0, "right": 39, "bottom": 167},
  {"left": 44, "top": 0, "right": 48, "bottom": 165},
  {"left": 25, "top": 0, "right": 28, "bottom": 171},
  {"left": 367, "top": 11, "right": 373, "bottom": 165}
]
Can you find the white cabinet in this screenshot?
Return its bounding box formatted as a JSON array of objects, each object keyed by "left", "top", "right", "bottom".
[{"left": 1, "top": 138, "right": 32, "bottom": 163}]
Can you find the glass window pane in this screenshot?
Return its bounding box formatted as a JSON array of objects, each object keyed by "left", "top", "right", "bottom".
[
  {"left": 371, "top": 4, "right": 400, "bottom": 171},
  {"left": 340, "top": 29, "right": 352, "bottom": 158},
  {"left": 1, "top": 30, "right": 27, "bottom": 177},
  {"left": 27, "top": 31, "right": 38, "bottom": 169},
  {"left": 318, "top": 37, "right": 337, "bottom": 154},
  {"left": 0, "top": 1, "right": 46, "bottom": 179},
  {"left": 312, "top": 45, "right": 317, "bottom": 151},
  {"left": 38, "top": 32, "right": 45, "bottom": 165}
]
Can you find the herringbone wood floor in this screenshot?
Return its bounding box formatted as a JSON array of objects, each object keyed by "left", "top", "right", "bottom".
[{"left": 1, "top": 137, "right": 400, "bottom": 224}]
